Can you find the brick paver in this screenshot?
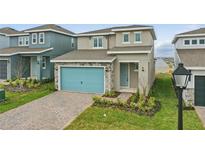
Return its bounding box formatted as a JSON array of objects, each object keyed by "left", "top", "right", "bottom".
[
  {"left": 195, "top": 106, "right": 205, "bottom": 127},
  {"left": 0, "top": 91, "right": 94, "bottom": 130}
]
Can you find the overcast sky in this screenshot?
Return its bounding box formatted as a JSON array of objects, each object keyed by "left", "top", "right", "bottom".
[{"left": 0, "top": 24, "right": 204, "bottom": 57}]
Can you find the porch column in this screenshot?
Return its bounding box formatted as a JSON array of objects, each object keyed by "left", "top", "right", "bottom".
[{"left": 138, "top": 61, "right": 149, "bottom": 95}]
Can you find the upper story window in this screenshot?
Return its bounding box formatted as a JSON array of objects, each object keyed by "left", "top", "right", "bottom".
[
  {"left": 39, "top": 33, "right": 45, "bottom": 44},
  {"left": 199, "top": 39, "right": 205, "bottom": 44},
  {"left": 122, "top": 33, "right": 130, "bottom": 43},
  {"left": 93, "top": 37, "right": 103, "bottom": 48},
  {"left": 32, "top": 33, "right": 37, "bottom": 44},
  {"left": 134, "top": 32, "right": 142, "bottom": 43},
  {"left": 18, "top": 37, "right": 24, "bottom": 46},
  {"left": 25, "top": 36, "right": 29, "bottom": 46},
  {"left": 191, "top": 39, "right": 198, "bottom": 45},
  {"left": 184, "top": 39, "right": 190, "bottom": 45},
  {"left": 71, "top": 38, "right": 74, "bottom": 48},
  {"left": 18, "top": 36, "right": 29, "bottom": 46}
]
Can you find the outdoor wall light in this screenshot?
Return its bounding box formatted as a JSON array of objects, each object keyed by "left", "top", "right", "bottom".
[
  {"left": 142, "top": 67, "right": 144, "bottom": 72},
  {"left": 172, "top": 63, "right": 191, "bottom": 130}
]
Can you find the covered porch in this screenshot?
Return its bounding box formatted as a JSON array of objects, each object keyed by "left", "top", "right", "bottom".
[
  {"left": 118, "top": 61, "right": 139, "bottom": 93},
  {"left": 0, "top": 47, "right": 53, "bottom": 80}
]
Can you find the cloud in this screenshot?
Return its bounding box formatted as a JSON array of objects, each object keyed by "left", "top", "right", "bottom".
[{"left": 155, "top": 41, "right": 174, "bottom": 57}]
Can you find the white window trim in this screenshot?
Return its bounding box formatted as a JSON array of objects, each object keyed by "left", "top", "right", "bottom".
[
  {"left": 191, "top": 39, "right": 198, "bottom": 45},
  {"left": 183, "top": 39, "right": 191, "bottom": 46},
  {"left": 24, "top": 36, "right": 29, "bottom": 46},
  {"left": 42, "top": 57, "right": 46, "bottom": 69},
  {"left": 18, "top": 37, "right": 24, "bottom": 46},
  {"left": 92, "top": 36, "right": 103, "bottom": 48},
  {"left": 39, "top": 32, "right": 45, "bottom": 44},
  {"left": 32, "top": 33, "right": 37, "bottom": 44},
  {"left": 199, "top": 38, "right": 205, "bottom": 45},
  {"left": 134, "top": 32, "right": 142, "bottom": 43},
  {"left": 122, "top": 32, "right": 130, "bottom": 44}
]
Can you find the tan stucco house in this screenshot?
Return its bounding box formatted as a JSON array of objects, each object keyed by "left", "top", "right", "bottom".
[
  {"left": 173, "top": 28, "right": 205, "bottom": 106},
  {"left": 51, "top": 25, "right": 156, "bottom": 94}
]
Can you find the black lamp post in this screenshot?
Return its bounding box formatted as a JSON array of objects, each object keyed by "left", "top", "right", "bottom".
[{"left": 172, "top": 63, "right": 191, "bottom": 130}]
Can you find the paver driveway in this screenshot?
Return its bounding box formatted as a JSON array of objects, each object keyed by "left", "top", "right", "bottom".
[{"left": 0, "top": 91, "right": 94, "bottom": 130}]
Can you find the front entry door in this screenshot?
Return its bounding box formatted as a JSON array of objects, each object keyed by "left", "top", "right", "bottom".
[
  {"left": 31, "top": 57, "right": 38, "bottom": 79},
  {"left": 120, "top": 63, "right": 129, "bottom": 87}
]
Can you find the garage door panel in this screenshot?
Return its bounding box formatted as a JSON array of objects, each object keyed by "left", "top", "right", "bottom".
[
  {"left": 195, "top": 76, "right": 205, "bottom": 106},
  {"left": 60, "top": 67, "right": 104, "bottom": 93}
]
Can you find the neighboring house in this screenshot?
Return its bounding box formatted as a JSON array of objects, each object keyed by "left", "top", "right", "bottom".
[
  {"left": 173, "top": 28, "right": 205, "bottom": 106},
  {"left": 51, "top": 25, "right": 156, "bottom": 94},
  {"left": 0, "top": 25, "right": 76, "bottom": 80}
]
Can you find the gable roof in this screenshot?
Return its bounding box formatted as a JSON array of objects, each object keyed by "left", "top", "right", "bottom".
[
  {"left": 172, "top": 28, "right": 205, "bottom": 44},
  {"left": 24, "top": 24, "right": 76, "bottom": 36},
  {"left": 78, "top": 25, "right": 156, "bottom": 40},
  {"left": 0, "top": 27, "right": 27, "bottom": 36},
  {"left": 177, "top": 49, "right": 205, "bottom": 67}
]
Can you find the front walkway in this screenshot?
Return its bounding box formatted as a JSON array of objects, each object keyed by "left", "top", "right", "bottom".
[
  {"left": 195, "top": 106, "right": 205, "bottom": 127},
  {"left": 0, "top": 91, "right": 94, "bottom": 130}
]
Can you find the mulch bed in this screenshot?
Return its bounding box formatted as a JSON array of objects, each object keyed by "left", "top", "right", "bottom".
[
  {"left": 102, "top": 91, "right": 121, "bottom": 98},
  {"left": 4, "top": 85, "right": 31, "bottom": 92}
]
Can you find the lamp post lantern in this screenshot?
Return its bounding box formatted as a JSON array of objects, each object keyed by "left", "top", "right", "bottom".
[{"left": 172, "top": 63, "right": 191, "bottom": 130}]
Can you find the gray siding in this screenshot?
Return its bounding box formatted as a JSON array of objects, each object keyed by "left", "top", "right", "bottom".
[
  {"left": 29, "top": 32, "right": 51, "bottom": 48},
  {"left": 0, "top": 34, "right": 9, "bottom": 49},
  {"left": 9, "top": 36, "right": 18, "bottom": 47}
]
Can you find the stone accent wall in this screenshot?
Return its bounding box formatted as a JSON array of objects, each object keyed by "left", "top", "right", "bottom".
[
  {"left": 183, "top": 88, "right": 194, "bottom": 106},
  {"left": 54, "top": 62, "right": 114, "bottom": 92}
]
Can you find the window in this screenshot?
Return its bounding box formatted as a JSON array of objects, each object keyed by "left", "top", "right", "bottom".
[
  {"left": 93, "top": 37, "right": 103, "bottom": 48},
  {"left": 32, "top": 33, "right": 37, "bottom": 44},
  {"left": 71, "top": 38, "right": 74, "bottom": 48},
  {"left": 42, "top": 57, "right": 46, "bottom": 69},
  {"left": 123, "top": 33, "right": 129, "bottom": 43},
  {"left": 199, "top": 39, "right": 205, "bottom": 44},
  {"left": 192, "top": 39, "right": 197, "bottom": 45},
  {"left": 18, "top": 37, "right": 24, "bottom": 46},
  {"left": 184, "top": 40, "right": 190, "bottom": 45},
  {"left": 134, "top": 32, "right": 141, "bottom": 43},
  {"left": 39, "top": 33, "right": 45, "bottom": 44},
  {"left": 25, "top": 36, "right": 29, "bottom": 46}
]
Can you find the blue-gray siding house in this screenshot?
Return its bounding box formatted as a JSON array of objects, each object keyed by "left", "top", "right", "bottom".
[{"left": 0, "top": 25, "right": 76, "bottom": 80}]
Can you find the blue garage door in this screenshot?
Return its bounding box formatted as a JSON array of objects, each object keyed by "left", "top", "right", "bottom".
[{"left": 60, "top": 67, "right": 104, "bottom": 93}]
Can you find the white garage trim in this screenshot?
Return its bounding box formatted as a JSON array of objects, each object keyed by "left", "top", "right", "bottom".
[{"left": 58, "top": 65, "right": 106, "bottom": 94}]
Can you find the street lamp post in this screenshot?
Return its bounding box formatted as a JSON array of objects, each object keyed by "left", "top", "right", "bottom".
[{"left": 172, "top": 63, "right": 191, "bottom": 130}]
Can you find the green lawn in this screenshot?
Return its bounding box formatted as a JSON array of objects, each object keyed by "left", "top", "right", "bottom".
[
  {"left": 66, "top": 73, "right": 204, "bottom": 130},
  {"left": 0, "top": 82, "right": 55, "bottom": 113}
]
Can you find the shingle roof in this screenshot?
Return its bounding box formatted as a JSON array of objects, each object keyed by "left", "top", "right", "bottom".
[
  {"left": 51, "top": 50, "right": 116, "bottom": 62},
  {"left": 177, "top": 49, "right": 205, "bottom": 67},
  {"left": 0, "top": 27, "right": 27, "bottom": 35},
  {"left": 177, "top": 28, "right": 205, "bottom": 35},
  {"left": 79, "top": 25, "right": 153, "bottom": 34},
  {"left": 24, "top": 24, "right": 76, "bottom": 35},
  {"left": 0, "top": 47, "right": 53, "bottom": 56},
  {"left": 173, "top": 28, "right": 205, "bottom": 44}
]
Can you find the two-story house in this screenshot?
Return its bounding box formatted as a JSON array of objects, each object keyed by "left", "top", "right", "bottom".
[
  {"left": 173, "top": 28, "right": 205, "bottom": 107},
  {"left": 0, "top": 24, "right": 76, "bottom": 80},
  {"left": 51, "top": 25, "right": 156, "bottom": 94}
]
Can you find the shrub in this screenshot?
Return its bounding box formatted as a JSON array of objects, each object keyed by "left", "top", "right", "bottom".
[
  {"left": 103, "top": 90, "right": 119, "bottom": 98},
  {"left": 136, "top": 95, "right": 159, "bottom": 116}
]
